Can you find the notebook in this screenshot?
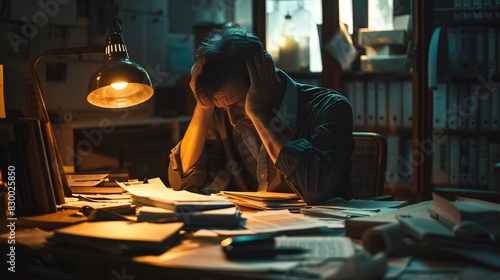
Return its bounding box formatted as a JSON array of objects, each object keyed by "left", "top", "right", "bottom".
[{"left": 52, "top": 221, "right": 184, "bottom": 254}]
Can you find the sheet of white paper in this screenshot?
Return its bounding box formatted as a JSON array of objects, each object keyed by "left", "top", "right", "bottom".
[
  {"left": 117, "top": 178, "right": 227, "bottom": 201},
  {"left": 243, "top": 210, "right": 329, "bottom": 233},
  {"left": 211, "top": 210, "right": 330, "bottom": 236}
]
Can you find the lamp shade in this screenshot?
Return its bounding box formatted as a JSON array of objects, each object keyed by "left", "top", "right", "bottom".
[
  {"left": 87, "top": 59, "right": 154, "bottom": 108},
  {"left": 87, "top": 20, "right": 154, "bottom": 108}
]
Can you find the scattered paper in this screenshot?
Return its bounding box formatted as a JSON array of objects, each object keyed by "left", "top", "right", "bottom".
[{"left": 66, "top": 174, "right": 108, "bottom": 187}]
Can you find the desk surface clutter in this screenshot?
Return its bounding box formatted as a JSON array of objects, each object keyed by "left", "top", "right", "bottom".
[{"left": 2, "top": 177, "right": 500, "bottom": 279}]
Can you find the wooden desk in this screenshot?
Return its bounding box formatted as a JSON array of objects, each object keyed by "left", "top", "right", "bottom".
[{"left": 3, "top": 218, "right": 500, "bottom": 280}]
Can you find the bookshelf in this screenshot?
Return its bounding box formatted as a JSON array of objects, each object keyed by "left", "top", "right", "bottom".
[{"left": 427, "top": 1, "right": 500, "bottom": 202}]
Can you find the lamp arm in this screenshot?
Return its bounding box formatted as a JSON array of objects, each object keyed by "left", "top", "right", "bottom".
[
  {"left": 29, "top": 46, "right": 105, "bottom": 204},
  {"left": 30, "top": 46, "right": 105, "bottom": 122}
]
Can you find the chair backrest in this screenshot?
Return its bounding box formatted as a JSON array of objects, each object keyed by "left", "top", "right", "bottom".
[{"left": 351, "top": 132, "right": 388, "bottom": 199}]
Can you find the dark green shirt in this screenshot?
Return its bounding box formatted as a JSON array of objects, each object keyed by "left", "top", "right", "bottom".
[{"left": 168, "top": 71, "right": 353, "bottom": 204}]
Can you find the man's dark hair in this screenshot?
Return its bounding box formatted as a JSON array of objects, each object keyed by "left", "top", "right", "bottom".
[{"left": 193, "top": 23, "right": 263, "bottom": 103}]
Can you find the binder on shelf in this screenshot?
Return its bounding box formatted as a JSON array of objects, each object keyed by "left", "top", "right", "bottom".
[
  {"left": 449, "top": 136, "right": 461, "bottom": 186},
  {"left": 489, "top": 143, "right": 500, "bottom": 191},
  {"left": 376, "top": 82, "right": 387, "bottom": 127},
  {"left": 401, "top": 138, "right": 413, "bottom": 184},
  {"left": 472, "top": 27, "right": 486, "bottom": 77},
  {"left": 366, "top": 81, "right": 377, "bottom": 127},
  {"left": 498, "top": 28, "right": 500, "bottom": 74},
  {"left": 385, "top": 135, "right": 400, "bottom": 184},
  {"left": 483, "top": 0, "right": 494, "bottom": 18},
  {"left": 402, "top": 80, "right": 413, "bottom": 128},
  {"left": 468, "top": 84, "right": 478, "bottom": 130},
  {"left": 453, "top": 0, "right": 463, "bottom": 20},
  {"left": 462, "top": 0, "right": 473, "bottom": 20},
  {"left": 468, "top": 137, "right": 479, "bottom": 186},
  {"left": 447, "top": 27, "right": 459, "bottom": 77},
  {"left": 457, "top": 27, "right": 472, "bottom": 78},
  {"left": 478, "top": 137, "right": 489, "bottom": 187},
  {"left": 459, "top": 137, "right": 469, "bottom": 186},
  {"left": 472, "top": 0, "right": 484, "bottom": 19},
  {"left": 491, "top": 86, "right": 500, "bottom": 130},
  {"left": 388, "top": 81, "right": 402, "bottom": 130},
  {"left": 353, "top": 80, "right": 366, "bottom": 127},
  {"left": 486, "top": 28, "right": 496, "bottom": 77},
  {"left": 478, "top": 84, "right": 492, "bottom": 130},
  {"left": 457, "top": 83, "right": 468, "bottom": 130},
  {"left": 433, "top": 83, "right": 448, "bottom": 129},
  {"left": 447, "top": 84, "right": 459, "bottom": 130},
  {"left": 431, "top": 137, "right": 450, "bottom": 186},
  {"left": 343, "top": 82, "right": 354, "bottom": 104},
  {"left": 428, "top": 27, "right": 449, "bottom": 88},
  {"left": 495, "top": 0, "right": 500, "bottom": 18},
  {"left": 343, "top": 82, "right": 355, "bottom": 124}
]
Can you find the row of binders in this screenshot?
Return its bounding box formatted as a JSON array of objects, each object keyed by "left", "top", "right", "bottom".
[
  {"left": 343, "top": 80, "right": 413, "bottom": 129},
  {"left": 448, "top": 0, "right": 500, "bottom": 21},
  {"left": 445, "top": 26, "right": 500, "bottom": 79},
  {"left": 432, "top": 135, "right": 500, "bottom": 191},
  {"left": 433, "top": 82, "right": 500, "bottom": 131}
]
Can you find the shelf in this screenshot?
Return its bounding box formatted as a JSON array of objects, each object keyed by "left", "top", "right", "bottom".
[
  {"left": 433, "top": 187, "right": 500, "bottom": 203},
  {"left": 343, "top": 71, "right": 412, "bottom": 82},
  {"left": 432, "top": 129, "right": 500, "bottom": 140},
  {"left": 354, "top": 126, "right": 412, "bottom": 136},
  {"left": 433, "top": 7, "right": 500, "bottom": 13}
]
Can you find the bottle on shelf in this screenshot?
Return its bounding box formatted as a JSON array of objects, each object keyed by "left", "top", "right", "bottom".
[
  {"left": 266, "top": 0, "right": 284, "bottom": 60},
  {"left": 292, "top": 0, "right": 311, "bottom": 72},
  {"left": 278, "top": 13, "right": 300, "bottom": 72}
]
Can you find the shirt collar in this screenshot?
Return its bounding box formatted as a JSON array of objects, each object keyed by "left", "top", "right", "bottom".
[{"left": 275, "top": 69, "right": 298, "bottom": 131}]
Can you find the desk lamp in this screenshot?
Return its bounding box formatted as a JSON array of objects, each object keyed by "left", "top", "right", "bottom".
[{"left": 30, "top": 19, "right": 154, "bottom": 205}]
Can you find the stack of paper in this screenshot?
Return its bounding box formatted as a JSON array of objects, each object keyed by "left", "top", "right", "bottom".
[
  {"left": 218, "top": 191, "right": 306, "bottom": 210},
  {"left": 302, "top": 199, "right": 408, "bottom": 219},
  {"left": 61, "top": 193, "right": 134, "bottom": 214},
  {"left": 67, "top": 173, "right": 125, "bottom": 194},
  {"left": 117, "top": 178, "right": 234, "bottom": 212},
  {"left": 136, "top": 206, "right": 244, "bottom": 229}
]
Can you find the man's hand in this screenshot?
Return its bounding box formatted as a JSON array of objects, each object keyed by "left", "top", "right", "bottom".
[
  {"left": 245, "top": 51, "right": 279, "bottom": 118},
  {"left": 190, "top": 62, "right": 215, "bottom": 111}
]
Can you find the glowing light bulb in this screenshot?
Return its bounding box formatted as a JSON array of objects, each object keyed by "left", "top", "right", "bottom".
[{"left": 111, "top": 82, "right": 128, "bottom": 90}]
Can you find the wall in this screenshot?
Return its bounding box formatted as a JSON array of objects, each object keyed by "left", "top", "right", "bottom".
[{"left": 1, "top": 0, "right": 251, "bottom": 119}]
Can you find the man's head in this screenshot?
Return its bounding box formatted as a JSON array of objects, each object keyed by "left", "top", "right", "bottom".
[{"left": 191, "top": 24, "right": 264, "bottom": 108}]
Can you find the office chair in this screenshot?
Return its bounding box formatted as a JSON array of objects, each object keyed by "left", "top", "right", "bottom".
[{"left": 351, "top": 132, "right": 389, "bottom": 200}]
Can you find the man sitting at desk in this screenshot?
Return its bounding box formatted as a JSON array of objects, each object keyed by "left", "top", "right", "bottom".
[{"left": 168, "top": 24, "right": 353, "bottom": 204}]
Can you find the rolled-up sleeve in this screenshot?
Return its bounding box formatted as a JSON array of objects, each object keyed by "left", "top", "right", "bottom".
[
  {"left": 168, "top": 141, "right": 209, "bottom": 192},
  {"left": 274, "top": 96, "right": 353, "bottom": 204}
]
